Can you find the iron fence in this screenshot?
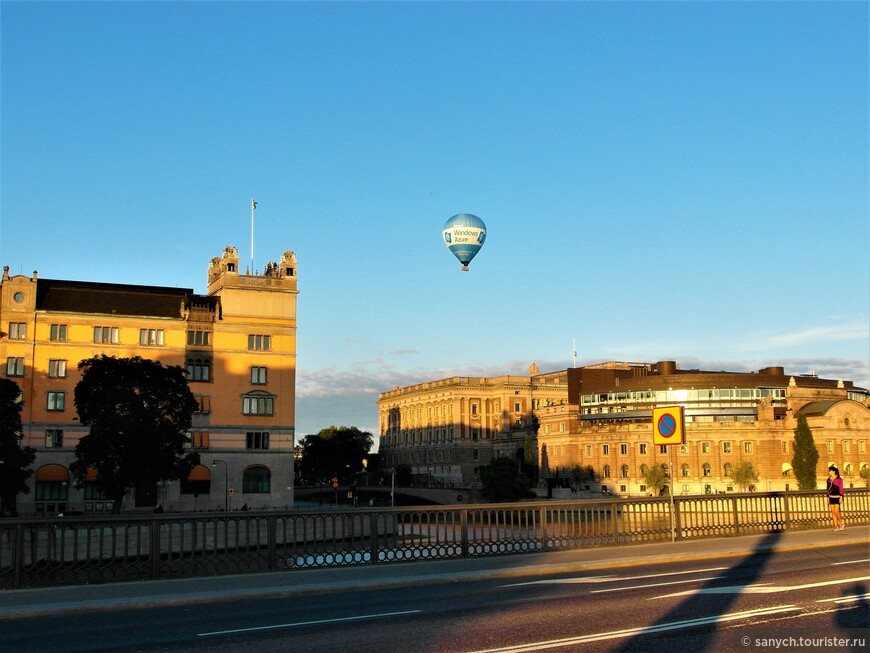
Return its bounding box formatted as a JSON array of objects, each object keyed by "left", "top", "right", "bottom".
[{"left": 1, "top": 489, "right": 867, "bottom": 590}]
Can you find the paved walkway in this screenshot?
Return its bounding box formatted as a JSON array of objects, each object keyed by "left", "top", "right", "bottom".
[{"left": 1, "top": 526, "right": 867, "bottom": 620}]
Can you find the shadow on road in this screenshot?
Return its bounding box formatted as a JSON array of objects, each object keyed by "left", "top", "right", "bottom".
[{"left": 614, "top": 531, "right": 783, "bottom": 653}]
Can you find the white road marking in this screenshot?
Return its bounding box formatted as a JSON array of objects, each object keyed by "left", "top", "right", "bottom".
[
  {"left": 501, "top": 567, "right": 728, "bottom": 588},
  {"left": 197, "top": 609, "right": 421, "bottom": 637},
  {"left": 816, "top": 593, "right": 870, "bottom": 604},
  {"left": 652, "top": 575, "right": 870, "bottom": 599},
  {"left": 460, "top": 605, "right": 801, "bottom": 653},
  {"left": 831, "top": 558, "right": 870, "bottom": 566},
  {"left": 591, "top": 576, "right": 726, "bottom": 593}
]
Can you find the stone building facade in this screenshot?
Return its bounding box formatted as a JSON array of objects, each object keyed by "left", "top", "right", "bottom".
[
  {"left": 380, "top": 361, "right": 870, "bottom": 494},
  {"left": 0, "top": 246, "right": 298, "bottom": 514}
]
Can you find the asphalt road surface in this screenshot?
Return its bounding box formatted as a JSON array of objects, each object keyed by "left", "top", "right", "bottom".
[{"left": 3, "top": 542, "right": 868, "bottom": 653}]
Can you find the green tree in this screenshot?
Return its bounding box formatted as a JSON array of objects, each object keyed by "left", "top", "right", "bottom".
[
  {"left": 569, "top": 463, "right": 594, "bottom": 486},
  {"left": 642, "top": 464, "right": 668, "bottom": 496},
  {"left": 522, "top": 434, "right": 538, "bottom": 483},
  {"left": 859, "top": 465, "right": 870, "bottom": 488},
  {"left": 0, "top": 379, "right": 36, "bottom": 516},
  {"left": 298, "top": 426, "right": 374, "bottom": 484},
  {"left": 791, "top": 414, "right": 819, "bottom": 490},
  {"left": 70, "top": 356, "right": 199, "bottom": 513},
  {"left": 394, "top": 463, "right": 413, "bottom": 487},
  {"left": 733, "top": 461, "right": 759, "bottom": 491},
  {"left": 480, "top": 457, "right": 531, "bottom": 502}
]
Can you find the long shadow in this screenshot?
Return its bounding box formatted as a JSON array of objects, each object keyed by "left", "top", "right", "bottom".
[
  {"left": 834, "top": 581, "right": 869, "bottom": 652},
  {"left": 614, "top": 530, "right": 783, "bottom": 653}
]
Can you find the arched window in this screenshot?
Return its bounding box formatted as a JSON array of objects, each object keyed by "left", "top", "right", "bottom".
[
  {"left": 781, "top": 462, "right": 793, "bottom": 477},
  {"left": 843, "top": 463, "right": 853, "bottom": 477},
  {"left": 243, "top": 466, "right": 271, "bottom": 494},
  {"left": 603, "top": 465, "right": 611, "bottom": 478},
  {"left": 661, "top": 464, "right": 670, "bottom": 478},
  {"left": 702, "top": 463, "right": 712, "bottom": 478},
  {"left": 723, "top": 463, "right": 733, "bottom": 478},
  {"left": 639, "top": 464, "right": 649, "bottom": 477},
  {"left": 181, "top": 465, "right": 211, "bottom": 495},
  {"left": 681, "top": 463, "right": 690, "bottom": 478},
  {"left": 620, "top": 464, "right": 629, "bottom": 478}
]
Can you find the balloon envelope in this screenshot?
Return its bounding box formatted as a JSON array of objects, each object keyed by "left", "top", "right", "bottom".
[{"left": 442, "top": 213, "right": 486, "bottom": 271}]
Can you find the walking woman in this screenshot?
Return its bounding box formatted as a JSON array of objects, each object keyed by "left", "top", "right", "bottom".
[{"left": 826, "top": 465, "right": 845, "bottom": 531}]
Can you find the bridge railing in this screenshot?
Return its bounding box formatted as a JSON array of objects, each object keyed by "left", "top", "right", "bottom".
[{"left": 1, "top": 489, "right": 866, "bottom": 590}]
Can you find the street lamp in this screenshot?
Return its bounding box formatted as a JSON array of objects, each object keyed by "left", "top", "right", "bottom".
[{"left": 212, "top": 459, "right": 228, "bottom": 511}]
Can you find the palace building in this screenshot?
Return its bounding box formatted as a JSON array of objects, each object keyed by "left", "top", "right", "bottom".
[
  {"left": 1, "top": 246, "right": 298, "bottom": 514},
  {"left": 379, "top": 361, "right": 870, "bottom": 494}
]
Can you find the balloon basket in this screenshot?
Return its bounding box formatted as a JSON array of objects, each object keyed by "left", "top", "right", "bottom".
[{"left": 461, "top": 266, "right": 469, "bottom": 272}]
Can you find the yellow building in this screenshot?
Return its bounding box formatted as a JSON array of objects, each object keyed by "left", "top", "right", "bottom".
[
  {"left": 380, "top": 361, "right": 870, "bottom": 494},
  {"left": 537, "top": 361, "right": 870, "bottom": 495},
  {"left": 378, "top": 366, "right": 569, "bottom": 485},
  {"left": 0, "top": 246, "right": 298, "bottom": 514}
]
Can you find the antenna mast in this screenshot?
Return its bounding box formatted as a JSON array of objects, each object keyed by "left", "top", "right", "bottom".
[{"left": 250, "top": 198, "right": 257, "bottom": 273}]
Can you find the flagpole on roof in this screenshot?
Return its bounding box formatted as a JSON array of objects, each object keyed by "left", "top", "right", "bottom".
[
  {"left": 250, "top": 198, "right": 257, "bottom": 273},
  {"left": 572, "top": 338, "right": 577, "bottom": 369}
]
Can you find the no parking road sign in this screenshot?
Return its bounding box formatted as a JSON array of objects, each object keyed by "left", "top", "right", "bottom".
[{"left": 653, "top": 406, "right": 685, "bottom": 445}]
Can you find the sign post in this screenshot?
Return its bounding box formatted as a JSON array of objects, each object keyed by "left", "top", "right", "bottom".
[{"left": 653, "top": 406, "right": 685, "bottom": 542}]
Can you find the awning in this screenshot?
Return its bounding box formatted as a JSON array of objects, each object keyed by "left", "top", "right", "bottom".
[
  {"left": 35, "top": 464, "right": 69, "bottom": 482},
  {"left": 187, "top": 465, "right": 211, "bottom": 482},
  {"left": 85, "top": 467, "right": 98, "bottom": 481}
]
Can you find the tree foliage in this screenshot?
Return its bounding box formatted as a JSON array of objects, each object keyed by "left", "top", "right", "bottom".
[
  {"left": 298, "top": 426, "right": 374, "bottom": 484},
  {"left": 791, "top": 414, "right": 819, "bottom": 490},
  {"left": 70, "top": 356, "right": 199, "bottom": 513},
  {"left": 480, "top": 457, "right": 531, "bottom": 502},
  {"left": 393, "top": 463, "right": 413, "bottom": 487},
  {"left": 0, "top": 379, "right": 36, "bottom": 516},
  {"left": 733, "top": 461, "right": 759, "bottom": 490},
  {"left": 569, "top": 464, "right": 594, "bottom": 486},
  {"left": 642, "top": 465, "right": 668, "bottom": 495}
]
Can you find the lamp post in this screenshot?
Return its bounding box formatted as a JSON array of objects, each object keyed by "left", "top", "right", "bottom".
[{"left": 212, "top": 459, "right": 228, "bottom": 511}]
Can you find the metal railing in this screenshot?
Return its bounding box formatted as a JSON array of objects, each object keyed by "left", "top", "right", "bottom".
[{"left": 1, "top": 489, "right": 867, "bottom": 590}]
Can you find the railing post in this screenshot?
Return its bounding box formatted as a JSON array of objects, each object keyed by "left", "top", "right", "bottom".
[
  {"left": 732, "top": 497, "right": 740, "bottom": 536},
  {"left": 460, "top": 508, "right": 469, "bottom": 559},
  {"left": 12, "top": 522, "right": 23, "bottom": 590},
  {"left": 783, "top": 492, "right": 791, "bottom": 531},
  {"left": 674, "top": 497, "right": 682, "bottom": 540},
  {"left": 268, "top": 515, "right": 277, "bottom": 572},
  {"left": 150, "top": 517, "right": 161, "bottom": 581},
  {"left": 369, "top": 510, "right": 379, "bottom": 564},
  {"left": 539, "top": 506, "right": 549, "bottom": 552},
  {"left": 611, "top": 502, "right": 620, "bottom": 546}
]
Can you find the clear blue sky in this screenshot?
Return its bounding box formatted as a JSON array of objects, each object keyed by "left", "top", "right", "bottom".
[{"left": 2, "top": 1, "right": 868, "bottom": 441}]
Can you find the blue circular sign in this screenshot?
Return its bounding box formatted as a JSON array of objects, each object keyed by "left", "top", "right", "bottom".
[{"left": 657, "top": 413, "right": 677, "bottom": 438}]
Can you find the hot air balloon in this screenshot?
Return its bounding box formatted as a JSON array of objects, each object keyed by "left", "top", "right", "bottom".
[{"left": 442, "top": 213, "right": 486, "bottom": 271}]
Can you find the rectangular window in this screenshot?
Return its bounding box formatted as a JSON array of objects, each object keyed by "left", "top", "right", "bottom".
[
  {"left": 602, "top": 444, "right": 609, "bottom": 455},
  {"left": 843, "top": 440, "right": 850, "bottom": 453},
  {"left": 187, "top": 358, "right": 211, "bottom": 382},
  {"left": 47, "top": 391, "right": 65, "bottom": 411},
  {"left": 471, "top": 428, "right": 479, "bottom": 441},
  {"left": 45, "top": 429, "right": 63, "bottom": 448},
  {"left": 48, "top": 359, "right": 67, "bottom": 378},
  {"left": 743, "top": 441, "right": 752, "bottom": 453},
  {"left": 660, "top": 445, "right": 667, "bottom": 454},
  {"left": 193, "top": 395, "right": 211, "bottom": 414},
  {"left": 472, "top": 448, "right": 479, "bottom": 461},
  {"left": 9, "top": 323, "right": 26, "bottom": 339},
  {"left": 185, "top": 431, "right": 210, "bottom": 449},
  {"left": 559, "top": 422, "right": 565, "bottom": 432},
  {"left": 514, "top": 402, "right": 522, "bottom": 413},
  {"left": 250, "top": 366, "right": 267, "bottom": 384},
  {"left": 723, "top": 442, "right": 732, "bottom": 454},
  {"left": 586, "top": 445, "right": 593, "bottom": 456},
  {"left": 680, "top": 444, "right": 689, "bottom": 454},
  {"left": 826, "top": 440, "right": 834, "bottom": 453},
  {"left": 6, "top": 357, "right": 24, "bottom": 377},
  {"left": 620, "top": 444, "right": 628, "bottom": 455},
  {"left": 243, "top": 395, "right": 274, "bottom": 416},
  {"left": 247, "top": 334, "right": 271, "bottom": 350},
  {"left": 93, "top": 326, "right": 119, "bottom": 344},
  {"left": 50, "top": 324, "right": 68, "bottom": 341},
  {"left": 639, "top": 443, "right": 648, "bottom": 454},
  {"left": 702, "top": 442, "right": 711, "bottom": 454},
  {"left": 859, "top": 441, "right": 866, "bottom": 453},
  {"left": 246, "top": 431, "right": 270, "bottom": 450},
  {"left": 187, "top": 330, "right": 211, "bottom": 346},
  {"left": 471, "top": 403, "right": 478, "bottom": 415},
  {"left": 139, "top": 329, "right": 165, "bottom": 346}
]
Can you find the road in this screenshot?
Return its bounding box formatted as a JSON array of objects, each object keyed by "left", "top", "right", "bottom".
[{"left": 2, "top": 542, "right": 867, "bottom": 653}]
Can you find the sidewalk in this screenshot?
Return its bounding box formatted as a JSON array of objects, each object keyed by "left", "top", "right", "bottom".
[{"left": 1, "top": 526, "right": 867, "bottom": 620}]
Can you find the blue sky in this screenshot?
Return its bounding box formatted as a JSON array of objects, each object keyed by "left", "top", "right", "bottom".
[{"left": 2, "top": 1, "right": 868, "bottom": 441}]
